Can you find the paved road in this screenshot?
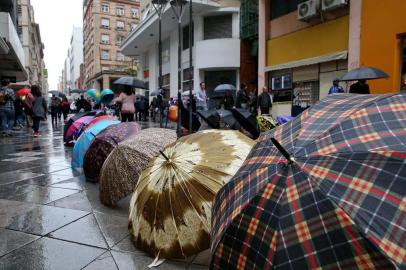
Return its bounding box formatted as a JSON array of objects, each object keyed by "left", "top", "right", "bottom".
[{"left": 0, "top": 119, "right": 207, "bottom": 270}]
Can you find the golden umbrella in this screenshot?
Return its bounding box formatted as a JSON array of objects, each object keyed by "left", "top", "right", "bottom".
[
  {"left": 128, "top": 130, "right": 254, "bottom": 260},
  {"left": 99, "top": 128, "right": 177, "bottom": 206}
]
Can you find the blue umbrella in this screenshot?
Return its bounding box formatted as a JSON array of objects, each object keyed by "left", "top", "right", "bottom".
[
  {"left": 72, "top": 119, "right": 120, "bottom": 169},
  {"left": 101, "top": 89, "right": 115, "bottom": 105}
]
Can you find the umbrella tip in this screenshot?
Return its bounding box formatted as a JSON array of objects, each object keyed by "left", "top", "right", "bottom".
[
  {"left": 159, "top": 150, "right": 170, "bottom": 162},
  {"left": 271, "top": 138, "right": 294, "bottom": 164}
]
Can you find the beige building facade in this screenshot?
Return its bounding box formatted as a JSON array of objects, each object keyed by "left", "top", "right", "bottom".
[{"left": 83, "top": 0, "right": 140, "bottom": 91}]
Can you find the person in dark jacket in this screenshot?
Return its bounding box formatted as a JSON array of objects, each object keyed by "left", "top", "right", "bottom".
[
  {"left": 235, "top": 83, "right": 250, "bottom": 109},
  {"left": 258, "top": 87, "right": 273, "bottom": 115},
  {"left": 349, "top": 80, "right": 370, "bottom": 94},
  {"left": 222, "top": 91, "right": 235, "bottom": 110},
  {"left": 31, "top": 85, "right": 47, "bottom": 137}
]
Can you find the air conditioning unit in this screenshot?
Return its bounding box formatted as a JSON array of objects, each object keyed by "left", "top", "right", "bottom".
[
  {"left": 322, "top": 0, "right": 348, "bottom": 11},
  {"left": 298, "top": 0, "right": 320, "bottom": 21}
]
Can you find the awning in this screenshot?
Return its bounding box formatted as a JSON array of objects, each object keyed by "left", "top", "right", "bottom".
[{"left": 265, "top": 51, "right": 348, "bottom": 72}]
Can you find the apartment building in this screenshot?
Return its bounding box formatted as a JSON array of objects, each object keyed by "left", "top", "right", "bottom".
[
  {"left": 69, "top": 26, "right": 84, "bottom": 90},
  {"left": 83, "top": 0, "right": 140, "bottom": 91}
]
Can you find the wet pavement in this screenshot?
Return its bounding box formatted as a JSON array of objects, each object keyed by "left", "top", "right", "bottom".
[{"left": 0, "top": 119, "right": 207, "bottom": 270}]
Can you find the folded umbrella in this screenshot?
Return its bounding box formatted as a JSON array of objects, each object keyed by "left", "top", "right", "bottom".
[
  {"left": 129, "top": 130, "right": 254, "bottom": 260},
  {"left": 72, "top": 119, "right": 120, "bottom": 169},
  {"left": 99, "top": 128, "right": 177, "bottom": 206},
  {"left": 83, "top": 122, "right": 141, "bottom": 182},
  {"left": 231, "top": 108, "right": 260, "bottom": 139},
  {"left": 340, "top": 67, "right": 389, "bottom": 81},
  {"left": 114, "top": 76, "right": 147, "bottom": 89},
  {"left": 64, "top": 115, "right": 95, "bottom": 144},
  {"left": 211, "top": 93, "right": 406, "bottom": 269}
]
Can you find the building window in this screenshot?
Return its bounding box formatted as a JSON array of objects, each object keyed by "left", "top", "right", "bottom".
[
  {"left": 116, "top": 52, "right": 125, "bottom": 61},
  {"left": 117, "top": 20, "right": 125, "bottom": 30},
  {"left": 116, "top": 6, "right": 125, "bottom": 16},
  {"left": 204, "top": 15, "right": 232, "bottom": 40},
  {"left": 268, "top": 74, "right": 293, "bottom": 103},
  {"left": 182, "top": 24, "right": 194, "bottom": 51},
  {"left": 270, "top": 0, "right": 307, "bottom": 19},
  {"left": 101, "top": 3, "right": 109, "bottom": 13},
  {"left": 101, "top": 50, "right": 110, "bottom": 60},
  {"left": 101, "top": 18, "right": 110, "bottom": 28},
  {"left": 101, "top": 34, "right": 110, "bottom": 44},
  {"left": 182, "top": 67, "right": 194, "bottom": 92},
  {"left": 131, "top": 8, "right": 139, "bottom": 18},
  {"left": 162, "top": 39, "right": 170, "bottom": 64},
  {"left": 162, "top": 74, "right": 170, "bottom": 92},
  {"left": 102, "top": 66, "right": 109, "bottom": 71},
  {"left": 116, "top": 35, "right": 125, "bottom": 45}
]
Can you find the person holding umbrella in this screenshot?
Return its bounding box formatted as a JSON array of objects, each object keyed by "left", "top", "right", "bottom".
[
  {"left": 31, "top": 85, "right": 47, "bottom": 137},
  {"left": 221, "top": 90, "right": 234, "bottom": 110},
  {"left": 114, "top": 85, "right": 135, "bottom": 122},
  {"left": 349, "top": 79, "right": 370, "bottom": 94}
]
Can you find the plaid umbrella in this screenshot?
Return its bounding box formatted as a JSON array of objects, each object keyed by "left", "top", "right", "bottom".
[
  {"left": 83, "top": 122, "right": 141, "bottom": 182},
  {"left": 211, "top": 94, "right": 406, "bottom": 269}
]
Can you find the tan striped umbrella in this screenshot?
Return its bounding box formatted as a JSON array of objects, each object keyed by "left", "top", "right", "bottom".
[
  {"left": 128, "top": 130, "right": 254, "bottom": 260},
  {"left": 99, "top": 128, "right": 177, "bottom": 206}
]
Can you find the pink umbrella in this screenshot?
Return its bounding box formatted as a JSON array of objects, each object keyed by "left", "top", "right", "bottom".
[
  {"left": 83, "top": 115, "right": 119, "bottom": 131},
  {"left": 64, "top": 115, "right": 95, "bottom": 144}
]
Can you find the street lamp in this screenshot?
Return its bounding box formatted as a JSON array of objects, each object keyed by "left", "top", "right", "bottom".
[
  {"left": 152, "top": 0, "right": 168, "bottom": 127},
  {"left": 169, "top": 0, "right": 187, "bottom": 137}
]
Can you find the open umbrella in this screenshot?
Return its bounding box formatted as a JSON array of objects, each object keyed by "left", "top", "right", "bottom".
[
  {"left": 257, "top": 115, "right": 278, "bottom": 132},
  {"left": 72, "top": 119, "right": 120, "bottom": 169},
  {"left": 211, "top": 93, "right": 406, "bottom": 269},
  {"left": 99, "top": 128, "right": 177, "bottom": 206},
  {"left": 129, "top": 130, "right": 254, "bottom": 260},
  {"left": 340, "top": 67, "right": 389, "bottom": 81},
  {"left": 179, "top": 100, "right": 201, "bottom": 132},
  {"left": 197, "top": 109, "right": 240, "bottom": 130},
  {"left": 83, "top": 115, "right": 118, "bottom": 131},
  {"left": 214, "top": 84, "right": 236, "bottom": 93},
  {"left": 86, "top": 89, "right": 101, "bottom": 103},
  {"left": 64, "top": 111, "right": 99, "bottom": 143},
  {"left": 70, "top": 89, "right": 85, "bottom": 94},
  {"left": 16, "top": 88, "right": 30, "bottom": 96},
  {"left": 49, "top": 90, "right": 67, "bottom": 100},
  {"left": 150, "top": 90, "right": 160, "bottom": 97},
  {"left": 64, "top": 115, "right": 95, "bottom": 144},
  {"left": 83, "top": 122, "right": 141, "bottom": 182},
  {"left": 100, "top": 89, "right": 114, "bottom": 105},
  {"left": 231, "top": 108, "right": 260, "bottom": 139},
  {"left": 114, "top": 76, "right": 147, "bottom": 89}
]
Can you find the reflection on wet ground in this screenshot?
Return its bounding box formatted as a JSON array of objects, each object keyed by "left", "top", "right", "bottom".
[{"left": 0, "top": 119, "right": 207, "bottom": 270}]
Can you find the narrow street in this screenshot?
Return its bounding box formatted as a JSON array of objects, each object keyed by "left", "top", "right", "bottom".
[{"left": 0, "top": 119, "right": 207, "bottom": 270}]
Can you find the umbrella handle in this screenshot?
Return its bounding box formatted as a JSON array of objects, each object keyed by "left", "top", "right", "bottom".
[
  {"left": 159, "top": 151, "right": 170, "bottom": 161},
  {"left": 271, "top": 138, "right": 294, "bottom": 164}
]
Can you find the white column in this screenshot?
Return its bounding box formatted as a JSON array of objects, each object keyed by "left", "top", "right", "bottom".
[
  {"left": 170, "top": 28, "right": 179, "bottom": 97},
  {"left": 148, "top": 45, "right": 158, "bottom": 94},
  {"left": 348, "top": 0, "right": 363, "bottom": 70},
  {"left": 258, "top": 0, "right": 269, "bottom": 94}
]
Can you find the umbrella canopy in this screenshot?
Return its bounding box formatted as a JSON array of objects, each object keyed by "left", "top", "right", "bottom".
[
  {"left": 197, "top": 109, "right": 240, "bottom": 130},
  {"left": 16, "top": 88, "right": 30, "bottom": 96},
  {"left": 70, "top": 89, "right": 85, "bottom": 94},
  {"left": 86, "top": 89, "right": 101, "bottom": 103},
  {"left": 181, "top": 90, "right": 198, "bottom": 96},
  {"left": 83, "top": 122, "right": 141, "bottom": 182},
  {"left": 64, "top": 111, "right": 99, "bottom": 143},
  {"left": 214, "top": 84, "right": 236, "bottom": 93},
  {"left": 129, "top": 130, "right": 254, "bottom": 260},
  {"left": 114, "top": 76, "right": 147, "bottom": 89},
  {"left": 83, "top": 115, "right": 118, "bottom": 131},
  {"left": 49, "top": 90, "right": 67, "bottom": 99},
  {"left": 150, "top": 90, "right": 160, "bottom": 96},
  {"left": 64, "top": 115, "right": 95, "bottom": 144},
  {"left": 211, "top": 93, "right": 406, "bottom": 269},
  {"left": 340, "top": 67, "right": 389, "bottom": 81},
  {"left": 99, "top": 128, "right": 177, "bottom": 206},
  {"left": 231, "top": 108, "right": 260, "bottom": 139},
  {"left": 72, "top": 120, "right": 120, "bottom": 169},
  {"left": 257, "top": 115, "right": 277, "bottom": 132},
  {"left": 179, "top": 101, "right": 201, "bottom": 132},
  {"left": 100, "top": 89, "right": 115, "bottom": 105}
]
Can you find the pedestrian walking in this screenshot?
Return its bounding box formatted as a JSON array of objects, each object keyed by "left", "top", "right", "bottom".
[
  {"left": 235, "top": 83, "right": 250, "bottom": 109},
  {"left": 31, "top": 85, "right": 47, "bottom": 137},
  {"left": 114, "top": 86, "right": 135, "bottom": 122},
  {"left": 328, "top": 78, "right": 345, "bottom": 94},
  {"left": 196, "top": 82, "right": 208, "bottom": 111},
  {"left": 61, "top": 98, "right": 71, "bottom": 120},
  {"left": 258, "top": 86, "right": 273, "bottom": 115},
  {"left": 0, "top": 79, "right": 16, "bottom": 137},
  {"left": 349, "top": 79, "right": 370, "bottom": 94},
  {"left": 14, "top": 96, "right": 25, "bottom": 129},
  {"left": 50, "top": 94, "right": 61, "bottom": 127}
]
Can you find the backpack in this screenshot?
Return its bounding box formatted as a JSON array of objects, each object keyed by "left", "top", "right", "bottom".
[
  {"left": 50, "top": 98, "right": 60, "bottom": 108},
  {"left": 0, "top": 89, "right": 9, "bottom": 105}
]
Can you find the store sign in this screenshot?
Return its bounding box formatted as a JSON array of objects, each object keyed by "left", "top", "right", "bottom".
[{"left": 271, "top": 74, "right": 292, "bottom": 90}]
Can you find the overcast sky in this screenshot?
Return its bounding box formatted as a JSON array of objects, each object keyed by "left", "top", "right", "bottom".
[{"left": 31, "top": 0, "right": 83, "bottom": 90}]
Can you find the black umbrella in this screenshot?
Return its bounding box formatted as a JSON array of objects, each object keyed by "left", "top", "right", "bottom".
[
  {"left": 49, "top": 90, "right": 67, "bottom": 99},
  {"left": 179, "top": 101, "right": 201, "bottom": 132},
  {"left": 197, "top": 109, "right": 240, "bottom": 130},
  {"left": 70, "top": 89, "right": 85, "bottom": 94},
  {"left": 114, "top": 77, "right": 147, "bottom": 89},
  {"left": 231, "top": 108, "right": 260, "bottom": 139},
  {"left": 340, "top": 67, "right": 389, "bottom": 81},
  {"left": 214, "top": 84, "right": 236, "bottom": 93}
]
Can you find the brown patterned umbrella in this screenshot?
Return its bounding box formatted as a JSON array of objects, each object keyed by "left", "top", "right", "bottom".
[
  {"left": 128, "top": 130, "right": 254, "bottom": 260},
  {"left": 99, "top": 128, "right": 177, "bottom": 206}
]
